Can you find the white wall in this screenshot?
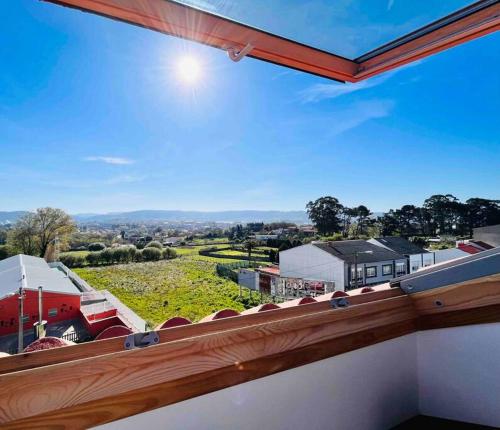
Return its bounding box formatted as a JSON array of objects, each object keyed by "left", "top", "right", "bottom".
[
  {"left": 238, "top": 269, "right": 258, "bottom": 290},
  {"left": 96, "top": 335, "right": 418, "bottom": 430},
  {"left": 95, "top": 323, "right": 500, "bottom": 429},
  {"left": 417, "top": 323, "right": 500, "bottom": 427},
  {"left": 279, "top": 244, "right": 345, "bottom": 289}
]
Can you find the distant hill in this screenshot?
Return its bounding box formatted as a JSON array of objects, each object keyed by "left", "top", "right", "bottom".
[
  {"left": 72, "top": 210, "right": 310, "bottom": 224},
  {"left": 0, "top": 211, "right": 28, "bottom": 225}
]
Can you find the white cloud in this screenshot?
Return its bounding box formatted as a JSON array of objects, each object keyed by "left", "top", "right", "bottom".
[
  {"left": 298, "top": 60, "right": 424, "bottom": 103},
  {"left": 326, "top": 99, "right": 394, "bottom": 136},
  {"left": 84, "top": 156, "right": 134, "bottom": 165}
]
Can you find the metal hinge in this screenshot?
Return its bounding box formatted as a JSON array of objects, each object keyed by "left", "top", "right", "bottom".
[
  {"left": 124, "top": 331, "right": 160, "bottom": 350},
  {"left": 330, "top": 297, "right": 350, "bottom": 309}
]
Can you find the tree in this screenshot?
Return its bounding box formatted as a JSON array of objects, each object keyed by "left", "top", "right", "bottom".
[
  {"left": 35, "top": 207, "right": 75, "bottom": 258},
  {"left": 306, "top": 196, "right": 343, "bottom": 235},
  {"left": 142, "top": 247, "right": 162, "bottom": 261},
  {"left": 339, "top": 207, "right": 356, "bottom": 238},
  {"left": 465, "top": 198, "right": 500, "bottom": 235},
  {"left": 353, "top": 205, "right": 372, "bottom": 237},
  {"left": 7, "top": 212, "right": 39, "bottom": 255}
]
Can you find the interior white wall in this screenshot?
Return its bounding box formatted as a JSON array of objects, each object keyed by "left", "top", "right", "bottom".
[
  {"left": 417, "top": 322, "right": 500, "bottom": 427},
  {"left": 96, "top": 335, "right": 418, "bottom": 430}
]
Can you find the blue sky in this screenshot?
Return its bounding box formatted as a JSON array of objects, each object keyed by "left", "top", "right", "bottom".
[{"left": 1, "top": 0, "right": 499, "bottom": 214}]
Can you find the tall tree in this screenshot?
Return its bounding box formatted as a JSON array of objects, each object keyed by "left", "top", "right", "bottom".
[
  {"left": 7, "top": 212, "right": 39, "bottom": 255},
  {"left": 354, "top": 205, "right": 372, "bottom": 237},
  {"left": 306, "top": 197, "right": 343, "bottom": 235},
  {"left": 465, "top": 198, "right": 500, "bottom": 234},
  {"left": 7, "top": 208, "right": 76, "bottom": 258}
]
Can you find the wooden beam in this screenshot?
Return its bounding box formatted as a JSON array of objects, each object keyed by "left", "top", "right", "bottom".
[
  {"left": 1, "top": 319, "right": 416, "bottom": 430},
  {"left": 0, "top": 287, "right": 402, "bottom": 375},
  {"left": 0, "top": 296, "right": 415, "bottom": 425},
  {"left": 408, "top": 274, "right": 500, "bottom": 315}
]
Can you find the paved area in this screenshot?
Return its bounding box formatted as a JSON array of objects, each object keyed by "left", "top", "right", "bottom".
[{"left": 0, "top": 319, "right": 89, "bottom": 354}]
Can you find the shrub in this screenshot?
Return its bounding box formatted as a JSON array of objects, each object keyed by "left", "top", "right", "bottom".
[
  {"left": 0, "top": 245, "right": 11, "bottom": 261},
  {"left": 145, "top": 240, "right": 163, "bottom": 249},
  {"left": 142, "top": 247, "right": 162, "bottom": 261},
  {"left": 101, "top": 248, "right": 114, "bottom": 264},
  {"left": 60, "top": 254, "right": 85, "bottom": 268},
  {"left": 163, "top": 247, "right": 177, "bottom": 260},
  {"left": 88, "top": 242, "right": 106, "bottom": 251},
  {"left": 86, "top": 251, "right": 102, "bottom": 266}
]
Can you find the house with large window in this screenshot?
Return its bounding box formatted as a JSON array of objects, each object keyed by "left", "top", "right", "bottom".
[{"left": 279, "top": 240, "right": 407, "bottom": 291}]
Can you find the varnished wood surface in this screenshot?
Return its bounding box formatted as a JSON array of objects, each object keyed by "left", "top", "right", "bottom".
[
  {"left": 0, "top": 296, "right": 415, "bottom": 425},
  {"left": 409, "top": 274, "right": 500, "bottom": 315},
  {"left": 0, "top": 287, "right": 402, "bottom": 375},
  {"left": 1, "top": 319, "right": 416, "bottom": 430},
  {"left": 1, "top": 274, "right": 499, "bottom": 428}
]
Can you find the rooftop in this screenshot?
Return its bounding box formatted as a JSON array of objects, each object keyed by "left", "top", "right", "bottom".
[
  {"left": 312, "top": 240, "right": 405, "bottom": 264},
  {"left": 0, "top": 255, "right": 82, "bottom": 299},
  {"left": 373, "top": 236, "right": 429, "bottom": 255}
]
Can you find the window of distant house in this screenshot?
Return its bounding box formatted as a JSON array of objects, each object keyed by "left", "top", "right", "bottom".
[
  {"left": 48, "top": 308, "right": 58, "bottom": 317},
  {"left": 382, "top": 264, "right": 392, "bottom": 276},
  {"left": 351, "top": 267, "right": 363, "bottom": 280},
  {"left": 396, "top": 262, "right": 406, "bottom": 276},
  {"left": 365, "top": 266, "right": 377, "bottom": 278}
]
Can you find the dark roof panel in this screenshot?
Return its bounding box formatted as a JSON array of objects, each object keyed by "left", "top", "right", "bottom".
[
  {"left": 374, "top": 237, "right": 428, "bottom": 255},
  {"left": 313, "top": 240, "right": 405, "bottom": 264}
]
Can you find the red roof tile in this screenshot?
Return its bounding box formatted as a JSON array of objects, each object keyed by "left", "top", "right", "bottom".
[
  {"left": 458, "top": 244, "right": 482, "bottom": 254},
  {"left": 24, "top": 337, "right": 75, "bottom": 353},
  {"left": 241, "top": 303, "right": 281, "bottom": 314},
  {"left": 156, "top": 317, "right": 192, "bottom": 329},
  {"left": 199, "top": 309, "right": 240, "bottom": 322},
  {"left": 95, "top": 325, "right": 134, "bottom": 340}
]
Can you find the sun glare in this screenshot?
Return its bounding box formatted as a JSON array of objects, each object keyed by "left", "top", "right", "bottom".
[{"left": 176, "top": 56, "right": 202, "bottom": 84}]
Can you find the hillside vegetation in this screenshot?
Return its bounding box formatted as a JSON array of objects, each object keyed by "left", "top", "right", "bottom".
[{"left": 74, "top": 256, "right": 261, "bottom": 326}]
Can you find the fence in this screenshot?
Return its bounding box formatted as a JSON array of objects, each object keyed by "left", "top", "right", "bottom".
[
  {"left": 216, "top": 261, "right": 263, "bottom": 283},
  {"left": 200, "top": 248, "right": 270, "bottom": 263}
]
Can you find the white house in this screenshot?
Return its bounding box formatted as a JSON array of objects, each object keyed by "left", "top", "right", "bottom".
[
  {"left": 368, "top": 237, "right": 434, "bottom": 273},
  {"left": 279, "top": 240, "right": 407, "bottom": 291}
]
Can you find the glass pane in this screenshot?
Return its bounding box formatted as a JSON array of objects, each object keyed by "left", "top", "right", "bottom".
[{"left": 179, "top": 0, "right": 473, "bottom": 58}]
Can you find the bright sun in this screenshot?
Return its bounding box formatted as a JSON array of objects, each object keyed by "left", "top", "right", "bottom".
[{"left": 176, "top": 56, "right": 202, "bottom": 84}]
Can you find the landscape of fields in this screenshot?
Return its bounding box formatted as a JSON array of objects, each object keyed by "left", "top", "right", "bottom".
[{"left": 74, "top": 245, "right": 270, "bottom": 326}]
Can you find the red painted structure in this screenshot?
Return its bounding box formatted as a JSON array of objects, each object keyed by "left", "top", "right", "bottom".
[{"left": 0, "top": 290, "right": 80, "bottom": 337}]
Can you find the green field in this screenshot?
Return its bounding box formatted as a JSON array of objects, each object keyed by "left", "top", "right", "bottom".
[{"left": 74, "top": 255, "right": 261, "bottom": 327}]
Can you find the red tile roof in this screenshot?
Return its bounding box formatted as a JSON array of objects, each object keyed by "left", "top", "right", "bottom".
[
  {"left": 458, "top": 244, "right": 482, "bottom": 254},
  {"left": 95, "top": 325, "right": 134, "bottom": 340}
]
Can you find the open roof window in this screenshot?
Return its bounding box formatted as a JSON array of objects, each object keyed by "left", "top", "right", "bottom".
[{"left": 45, "top": 0, "right": 499, "bottom": 82}]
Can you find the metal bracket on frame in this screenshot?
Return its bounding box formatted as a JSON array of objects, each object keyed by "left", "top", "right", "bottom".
[
  {"left": 227, "top": 43, "right": 254, "bottom": 62},
  {"left": 330, "top": 297, "right": 350, "bottom": 309},
  {"left": 124, "top": 331, "right": 160, "bottom": 350}
]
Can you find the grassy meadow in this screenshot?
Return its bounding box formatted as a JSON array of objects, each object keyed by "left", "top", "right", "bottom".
[{"left": 74, "top": 249, "right": 264, "bottom": 327}]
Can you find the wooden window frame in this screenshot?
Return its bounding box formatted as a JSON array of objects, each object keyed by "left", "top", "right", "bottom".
[{"left": 44, "top": 0, "right": 500, "bottom": 82}]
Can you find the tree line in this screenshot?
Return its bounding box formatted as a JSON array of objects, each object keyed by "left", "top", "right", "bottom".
[
  {"left": 60, "top": 244, "right": 177, "bottom": 268},
  {"left": 306, "top": 195, "right": 500, "bottom": 238}
]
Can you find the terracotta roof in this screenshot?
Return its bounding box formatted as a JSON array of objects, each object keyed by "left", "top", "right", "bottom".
[
  {"left": 458, "top": 244, "right": 482, "bottom": 254},
  {"left": 256, "top": 266, "right": 280, "bottom": 276},
  {"left": 95, "top": 325, "right": 133, "bottom": 340}
]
